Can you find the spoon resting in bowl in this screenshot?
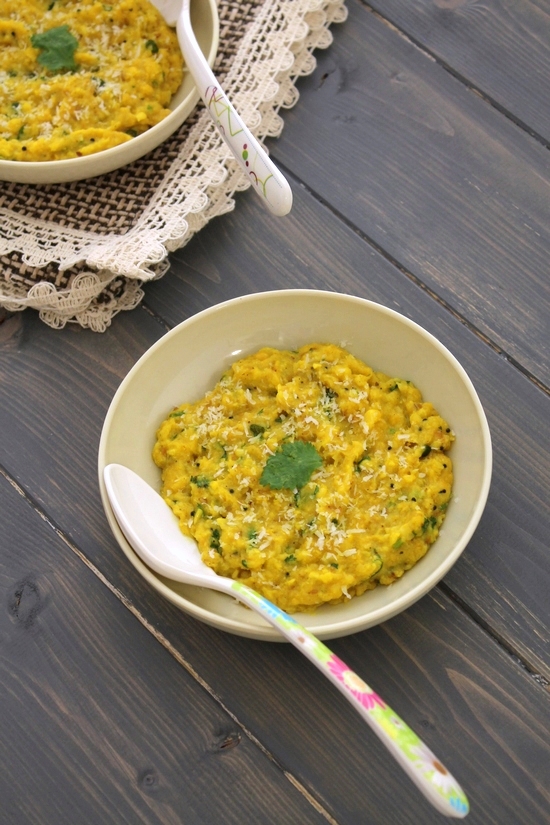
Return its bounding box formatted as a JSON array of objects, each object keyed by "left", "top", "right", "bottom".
[
  {"left": 104, "top": 463, "right": 469, "bottom": 818},
  {"left": 151, "top": 0, "right": 293, "bottom": 216}
]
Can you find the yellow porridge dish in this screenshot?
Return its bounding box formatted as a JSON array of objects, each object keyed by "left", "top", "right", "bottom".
[
  {"left": 0, "top": 0, "right": 183, "bottom": 161},
  {"left": 153, "top": 344, "right": 455, "bottom": 613}
]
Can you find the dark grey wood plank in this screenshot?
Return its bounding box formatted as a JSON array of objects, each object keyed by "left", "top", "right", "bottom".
[
  {"left": 368, "top": 0, "right": 550, "bottom": 142},
  {"left": 1, "top": 4, "right": 548, "bottom": 823},
  {"left": 1, "top": 178, "right": 548, "bottom": 676},
  {"left": 2, "top": 461, "right": 550, "bottom": 824},
  {"left": 271, "top": 0, "right": 550, "bottom": 385},
  {"left": 1, "top": 300, "right": 549, "bottom": 822},
  {"left": 144, "top": 177, "right": 550, "bottom": 679},
  {"left": 186, "top": 588, "right": 550, "bottom": 825},
  {"left": 0, "top": 196, "right": 549, "bottom": 822},
  {"left": 0, "top": 472, "right": 329, "bottom": 825}
]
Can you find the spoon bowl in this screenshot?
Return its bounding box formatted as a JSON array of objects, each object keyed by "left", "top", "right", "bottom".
[
  {"left": 105, "top": 462, "right": 218, "bottom": 584},
  {"left": 103, "top": 462, "right": 469, "bottom": 818}
]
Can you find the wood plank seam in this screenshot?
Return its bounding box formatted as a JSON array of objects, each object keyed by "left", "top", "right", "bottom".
[
  {"left": 438, "top": 581, "right": 550, "bottom": 693},
  {"left": 141, "top": 301, "right": 171, "bottom": 333},
  {"left": 4, "top": 443, "right": 548, "bottom": 712},
  {"left": 0, "top": 462, "right": 342, "bottom": 825},
  {"left": 261, "top": 164, "right": 550, "bottom": 398},
  {"left": 359, "top": 0, "right": 550, "bottom": 151}
]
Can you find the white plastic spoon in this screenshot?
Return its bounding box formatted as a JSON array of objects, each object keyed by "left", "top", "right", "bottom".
[
  {"left": 104, "top": 463, "right": 469, "bottom": 818},
  {"left": 152, "top": 0, "right": 293, "bottom": 216}
]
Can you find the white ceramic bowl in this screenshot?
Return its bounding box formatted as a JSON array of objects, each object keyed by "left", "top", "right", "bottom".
[
  {"left": 98, "top": 290, "right": 492, "bottom": 640},
  {"left": 0, "top": 0, "right": 218, "bottom": 184}
]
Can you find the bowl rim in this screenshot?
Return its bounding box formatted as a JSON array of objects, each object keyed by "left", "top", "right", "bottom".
[
  {"left": 98, "top": 289, "right": 493, "bottom": 640},
  {"left": 0, "top": 0, "right": 219, "bottom": 183}
]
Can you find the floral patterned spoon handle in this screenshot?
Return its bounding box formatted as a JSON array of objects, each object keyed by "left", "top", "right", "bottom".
[
  {"left": 104, "top": 464, "right": 469, "bottom": 819},
  {"left": 151, "top": 0, "right": 292, "bottom": 215},
  {"left": 229, "top": 581, "right": 469, "bottom": 818},
  {"left": 177, "top": 0, "right": 293, "bottom": 216}
]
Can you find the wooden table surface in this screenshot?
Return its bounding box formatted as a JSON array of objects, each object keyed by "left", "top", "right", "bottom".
[{"left": 1, "top": 1, "right": 549, "bottom": 823}]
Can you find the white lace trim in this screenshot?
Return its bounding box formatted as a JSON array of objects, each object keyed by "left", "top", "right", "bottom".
[{"left": 0, "top": 0, "right": 347, "bottom": 330}]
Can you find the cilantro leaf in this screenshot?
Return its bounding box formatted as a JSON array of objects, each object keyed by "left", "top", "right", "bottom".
[
  {"left": 31, "top": 25, "right": 79, "bottom": 72},
  {"left": 260, "top": 441, "right": 322, "bottom": 490}
]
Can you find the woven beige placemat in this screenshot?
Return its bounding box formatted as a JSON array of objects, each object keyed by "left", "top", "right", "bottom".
[{"left": 0, "top": 0, "right": 346, "bottom": 331}]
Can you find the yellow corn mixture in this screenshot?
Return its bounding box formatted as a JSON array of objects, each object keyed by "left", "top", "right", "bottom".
[
  {"left": 153, "top": 344, "right": 455, "bottom": 613},
  {"left": 0, "top": 0, "right": 183, "bottom": 161}
]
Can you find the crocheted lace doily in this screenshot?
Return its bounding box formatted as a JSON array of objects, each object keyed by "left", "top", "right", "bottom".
[{"left": 0, "top": 0, "right": 346, "bottom": 331}]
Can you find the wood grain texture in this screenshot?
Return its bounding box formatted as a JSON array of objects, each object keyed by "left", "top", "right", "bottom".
[
  {"left": 144, "top": 178, "right": 550, "bottom": 679},
  {"left": 367, "top": 0, "right": 550, "bottom": 142},
  {"left": 2, "top": 470, "right": 549, "bottom": 824},
  {"left": 182, "top": 588, "right": 550, "bottom": 825},
  {"left": 271, "top": 0, "right": 550, "bottom": 385},
  {"left": 0, "top": 185, "right": 548, "bottom": 821},
  {"left": 1, "top": 3, "right": 549, "bottom": 824},
  {"left": 0, "top": 473, "right": 330, "bottom": 825}
]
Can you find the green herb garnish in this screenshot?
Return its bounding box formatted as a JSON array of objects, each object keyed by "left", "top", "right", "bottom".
[
  {"left": 260, "top": 440, "right": 322, "bottom": 490},
  {"left": 249, "top": 423, "right": 266, "bottom": 436},
  {"left": 422, "top": 516, "right": 437, "bottom": 533},
  {"left": 31, "top": 25, "right": 78, "bottom": 72},
  {"left": 354, "top": 452, "right": 370, "bottom": 472},
  {"left": 190, "top": 475, "right": 209, "bottom": 488},
  {"left": 145, "top": 39, "right": 159, "bottom": 54},
  {"left": 210, "top": 527, "right": 221, "bottom": 553}
]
